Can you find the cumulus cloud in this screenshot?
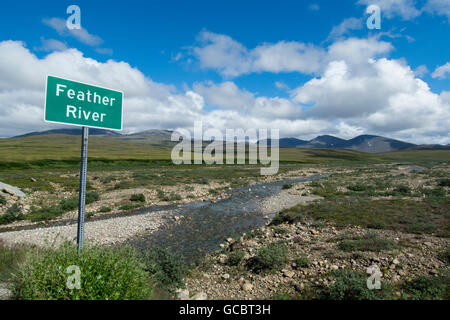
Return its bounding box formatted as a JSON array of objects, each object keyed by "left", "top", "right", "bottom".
[
  {"left": 34, "top": 37, "right": 68, "bottom": 52},
  {"left": 414, "top": 64, "right": 429, "bottom": 77},
  {"left": 0, "top": 37, "right": 448, "bottom": 145},
  {"left": 290, "top": 38, "right": 450, "bottom": 143},
  {"left": 43, "top": 17, "right": 103, "bottom": 46},
  {"left": 191, "top": 31, "right": 326, "bottom": 77},
  {"left": 327, "top": 18, "right": 363, "bottom": 41},
  {"left": 431, "top": 62, "right": 450, "bottom": 79},
  {"left": 357, "top": 0, "right": 421, "bottom": 20},
  {"left": 424, "top": 0, "right": 450, "bottom": 22}
]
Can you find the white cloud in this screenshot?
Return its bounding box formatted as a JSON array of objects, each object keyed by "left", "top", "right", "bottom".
[
  {"left": 190, "top": 31, "right": 393, "bottom": 78},
  {"left": 424, "top": 0, "right": 450, "bottom": 22},
  {"left": 95, "top": 48, "right": 114, "bottom": 55},
  {"left": 414, "top": 64, "right": 429, "bottom": 77},
  {"left": 327, "top": 18, "right": 363, "bottom": 41},
  {"left": 43, "top": 17, "right": 103, "bottom": 46},
  {"left": 0, "top": 38, "right": 448, "bottom": 145},
  {"left": 431, "top": 62, "right": 450, "bottom": 79},
  {"left": 290, "top": 37, "right": 450, "bottom": 143},
  {"left": 358, "top": 0, "right": 421, "bottom": 20},
  {"left": 191, "top": 31, "right": 326, "bottom": 77},
  {"left": 34, "top": 37, "right": 68, "bottom": 52}
]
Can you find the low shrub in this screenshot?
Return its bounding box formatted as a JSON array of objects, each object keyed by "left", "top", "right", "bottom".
[
  {"left": 394, "top": 185, "right": 411, "bottom": 195},
  {"left": 338, "top": 232, "right": 397, "bottom": 252},
  {"left": 437, "top": 178, "right": 450, "bottom": 187},
  {"left": 282, "top": 184, "right": 293, "bottom": 190},
  {"left": 0, "top": 195, "right": 6, "bottom": 205},
  {"left": 11, "top": 243, "right": 154, "bottom": 300},
  {"left": 401, "top": 273, "right": 449, "bottom": 300},
  {"left": 130, "top": 193, "right": 146, "bottom": 202},
  {"left": 27, "top": 205, "right": 64, "bottom": 222},
  {"left": 323, "top": 270, "right": 394, "bottom": 300},
  {"left": 142, "top": 247, "right": 189, "bottom": 290},
  {"left": 227, "top": 250, "right": 245, "bottom": 266},
  {"left": 0, "top": 203, "right": 23, "bottom": 224},
  {"left": 98, "top": 206, "right": 111, "bottom": 213},
  {"left": 295, "top": 256, "right": 311, "bottom": 268},
  {"left": 247, "top": 242, "right": 288, "bottom": 273}
]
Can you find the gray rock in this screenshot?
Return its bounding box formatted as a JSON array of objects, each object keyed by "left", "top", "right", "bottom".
[
  {"left": 175, "top": 289, "right": 190, "bottom": 300},
  {"left": 191, "top": 292, "right": 207, "bottom": 300},
  {"left": 0, "top": 182, "right": 26, "bottom": 198}
]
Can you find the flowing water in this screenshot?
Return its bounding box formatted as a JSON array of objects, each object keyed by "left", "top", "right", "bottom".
[{"left": 127, "top": 173, "right": 330, "bottom": 263}]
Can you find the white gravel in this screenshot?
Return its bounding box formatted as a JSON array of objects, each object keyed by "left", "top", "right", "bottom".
[
  {"left": 0, "top": 210, "right": 168, "bottom": 248},
  {"left": 260, "top": 190, "right": 322, "bottom": 214}
]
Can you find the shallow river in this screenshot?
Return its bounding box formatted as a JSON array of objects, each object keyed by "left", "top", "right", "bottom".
[{"left": 127, "top": 173, "right": 330, "bottom": 263}]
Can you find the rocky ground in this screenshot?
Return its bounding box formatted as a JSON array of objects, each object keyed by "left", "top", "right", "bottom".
[{"left": 182, "top": 220, "right": 449, "bottom": 300}]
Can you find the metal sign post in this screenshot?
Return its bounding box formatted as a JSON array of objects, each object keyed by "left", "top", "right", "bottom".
[
  {"left": 77, "top": 126, "right": 89, "bottom": 251},
  {"left": 44, "top": 75, "right": 123, "bottom": 250}
]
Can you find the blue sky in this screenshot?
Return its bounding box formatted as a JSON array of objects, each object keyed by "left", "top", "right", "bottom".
[{"left": 0, "top": 0, "right": 449, "bottom": 143}]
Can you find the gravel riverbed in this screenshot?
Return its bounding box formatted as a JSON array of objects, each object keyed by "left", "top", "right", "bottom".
[{"left": 0, "top": 210, "right": 169, "bottom": 247}]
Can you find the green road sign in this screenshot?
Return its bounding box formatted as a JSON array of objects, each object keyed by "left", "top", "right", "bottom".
[{"left": 44, "top": 75, "right": 123, "bottom": 130}]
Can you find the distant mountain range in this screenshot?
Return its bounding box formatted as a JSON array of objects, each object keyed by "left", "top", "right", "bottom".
[
  {"left": 259, "top": 134, "right": 449, "bottom": 153},
  {"left": 11, "top": 129, "right": 450, "bottom": 154}
]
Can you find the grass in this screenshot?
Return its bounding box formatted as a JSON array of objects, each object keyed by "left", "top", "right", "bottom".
[
  {"left": 11, "top": 242, "right": 154, "bottom": 300},
  {"left": 284, "top": 197, "right": 449, "bottom": 237},
  {"left": 0, "top": 241, "right": 28, "bottom": 282},
  {"left": 25, "top": 191, "right": 101, "bottom": 222}
]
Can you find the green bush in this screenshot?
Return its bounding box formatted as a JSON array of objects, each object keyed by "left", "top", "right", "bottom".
[
  {"left": 0, "top": 195, "right": 6, "bottom": 205},
  {"left": 59, "top": 192, "right": 99, "bottom": 212},
  {"left": 130, "top": 193, "right": 146, "bottom": 202},
  {"left": 59, "top": 197, "right": 78, "bottom": 211},
  {"left": 338, "top": 232, "right": 397, "bottom": 252},
  {"left": 142, "top": 247, "right": 189, "bottom": 290},
  {"left": 394, "top": 185, "right": 411, "bottom": 195},
  {"left": 282, "top": 184, "right": 293, "bottom": 190},
  {"left": 401, "top": 273, "right": 449, "bottom": 300},
  {"left": 438, "top": 247, "right": 450, "bottom": 265},
  {"left": 295, "top": 256, "right": 311, "bottom": 268},
  {"left": 0, "top": 203, "right": 23, "bottom": 225},
  {"left": 85, "top": 191, "right": 100, "bottom": 204},
  {"left": 437, "top": 178, "right": 450, "bottom": 187},
  {"left": 323, "top": 270, "right": 394, "bottom": 300},
  {"left": 11, "top": 243, "right": 154, "bottom": 300},
  {"left": 227, "top": 250, "right": 245, "bottom": 266},
  {"left": 27, "top": 205, "right": 64, "bottom": 222},
  {"left": 247, "top": 242, "right": 288, "bottom": 273},
  {"left": 98, "top": 206, "right": 111, "bottom": 213}
]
